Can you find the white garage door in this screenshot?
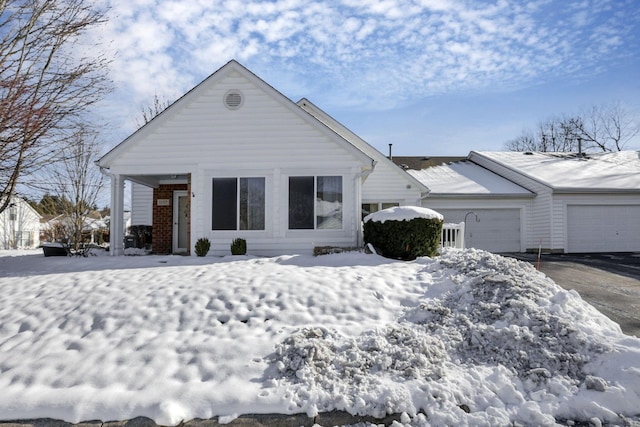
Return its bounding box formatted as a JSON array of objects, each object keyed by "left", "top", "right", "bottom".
[
  {"left": 435, "top": 208, "right": 521, "bottom": 253},
  {"left": 567, "top": 205, "right": 640, "bottom": 253}
]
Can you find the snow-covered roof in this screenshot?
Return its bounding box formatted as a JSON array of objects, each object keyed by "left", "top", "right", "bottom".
[
  {"left": 472, "top": 151, "right": 640, "bottom": 192},
  {"left": 364, "top": 205, "right": 443, "bottom": 223},
  {"left": 407, "top": 161, "right": 533, "bottom": 197}
]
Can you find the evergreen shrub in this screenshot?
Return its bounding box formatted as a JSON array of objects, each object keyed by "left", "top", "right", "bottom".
[
  {"left": 194, "top": 237, "right": 211, "bottom": 257},
  {"left": 230, "top": 238, "right": 247, "bottom": 255},
  {"left": 363, "top": 216, "right": 443, "bottom": 260}
]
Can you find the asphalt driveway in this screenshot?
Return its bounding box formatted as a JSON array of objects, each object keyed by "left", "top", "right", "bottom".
[{"left": 506, "top": 253, "right": 640, "bottom": 338}]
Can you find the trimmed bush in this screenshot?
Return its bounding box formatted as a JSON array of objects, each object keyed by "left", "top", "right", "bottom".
[
  {"left": 194, "top": 237, "right": 211, "bottom": 257},
  {"left": 364, "top": 216, "right": 443, "bottom": 260},
  {"left": 230, "top": 238, "right": 247, "bottom": 255}
]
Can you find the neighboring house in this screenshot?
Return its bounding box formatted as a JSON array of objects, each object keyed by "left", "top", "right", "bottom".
[
  {"left": 469, "top": 151, "right": 640, "bottom": 253},
  {"left": 41, "top": 211, "right": 117, "bottom": 245},
  {"left": 0, "top": 196, "right": 42, "bottom": 249},
  {"left": 402, "top": 151, "right": 640, "bottom": 253},
  {"left": 406, "top": 160, "right": 534, "bottom": 253},
  {"left": 101, "top": 60, "right": 426, "bottom": 256}
]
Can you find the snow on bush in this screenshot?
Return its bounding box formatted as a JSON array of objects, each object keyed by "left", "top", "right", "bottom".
[{"left": 363, "top": 205, "right": 443, "bottom": 223}]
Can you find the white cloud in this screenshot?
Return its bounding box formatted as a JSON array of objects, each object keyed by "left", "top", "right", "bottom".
[{"left": 90, "top": 0, "right": 638, "bottom": 139}]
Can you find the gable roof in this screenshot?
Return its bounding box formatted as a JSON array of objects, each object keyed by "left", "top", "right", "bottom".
[
  {"left": 4, "top": 196, "right": 43, "bottom": 220},
  {"left": 297, "top": 98, "right": 430, "bottom": 196},
  {"left": 407, "top": 160, "right": 533, "bottom": 197},
  {"left": 470, "top": 151, "right": 640, "bottom": 193},
  {"left": 97, "top": 60, "right": 374, "bottom": 170}
]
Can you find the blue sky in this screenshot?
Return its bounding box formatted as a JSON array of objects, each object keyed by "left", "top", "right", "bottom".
[{"left": 92, "top": 0, "right": 640, "bottom": 156}]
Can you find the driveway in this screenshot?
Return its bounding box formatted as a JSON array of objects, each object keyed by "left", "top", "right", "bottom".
[{"left": 506, "top": 253, "right": 640, "bottom": 338}]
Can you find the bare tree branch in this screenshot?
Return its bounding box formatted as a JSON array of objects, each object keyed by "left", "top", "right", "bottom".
[
  {"left": 504, "top": 102, "right": 639, "bottom": 153},
  {"left": 136, "top": 93, "right": 171, "bottom": 128},
  {"left": 0, "top": 0, "right": 111, "bottom": 214}
]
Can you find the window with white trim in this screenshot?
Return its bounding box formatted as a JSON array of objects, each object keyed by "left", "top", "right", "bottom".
[
  {"left": 289, "top": 176, "right": 342, "bottom": 230},
  {"left": 362, "top": 202, "right": 399, "bottom": 220},
  {"left": 212, "top": 177, "right": 265, "bottom": 230}
]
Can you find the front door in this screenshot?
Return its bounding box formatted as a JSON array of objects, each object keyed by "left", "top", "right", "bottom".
[{"left": 172, "top": 191, "right": 188, "bottom": 254}]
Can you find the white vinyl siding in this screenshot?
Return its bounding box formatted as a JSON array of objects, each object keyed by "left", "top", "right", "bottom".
[
  {"left": 361, "top": 164, "right": 423, "bottom": 206},
  {"left": 108, "top": 72, "right": 363, "bottom": 174},
  {"left": 0, "top": 197, "right": 41, "bottom": 249},
  {"left": 131, "top": 183, "right": 153, "bottom": 226}
]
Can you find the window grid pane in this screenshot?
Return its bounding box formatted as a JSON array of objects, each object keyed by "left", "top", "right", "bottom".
[
  {"left": 240, "top": 177, "right": 265, "bottom": 230},
  {"left": 289, "top": 176, "right": 314, "bottom": 229},
  {"left": 212, "top": 178, "right": 238, "bottom": 230},
  {"left": 316, "top": 176, "right": 342, "bottom": 229}
]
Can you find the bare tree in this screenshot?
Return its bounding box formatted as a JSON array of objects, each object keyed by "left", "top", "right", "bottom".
[
  {"left": 573, "top": 103, "right": 639, "bottom": 152},
  {"left": 0, "top": 0, "right": 111, "bottom": 214},
  {"left": 136, "top": 93, "right": 171, "bottom": 127},
  {"left": 505, "top": 102, "right": 639, "bottom": 153},
  {"left": 506, "top": 115, "right": 580, "bottom": 152},
  {"left": 47, "top": 127, "right": 104, "bottom": 251}
]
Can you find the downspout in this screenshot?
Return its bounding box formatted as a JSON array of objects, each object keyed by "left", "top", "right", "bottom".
[{"left": 355, "top": 159, "right": 377, "bottom": 247}]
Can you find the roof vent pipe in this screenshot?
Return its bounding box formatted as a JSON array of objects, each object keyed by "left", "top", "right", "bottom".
[
  {"left": 388, "top": 143, "right": 393, "bottom": 160},
  {"left": 578, "top": 137, "right": 582, "bottom": 156}
]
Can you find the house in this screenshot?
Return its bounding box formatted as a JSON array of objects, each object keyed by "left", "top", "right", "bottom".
[
  {"left": 99, "top": 60, "right": 427, "bottom": 256},
  {"left": 469, "top": 151, "right": 640, "bottom": 253},
  {"left": 406, "top": 160, "right": 534, "bottom": 252},
  {"left": 0, "top": 196, "right": 42, "bottom": 249},
  {"left": 402, "top": 151, "right": 640, "bottom": 253},
  {"left": 40, "top": 211, "right": 115, "bottom": 245}
]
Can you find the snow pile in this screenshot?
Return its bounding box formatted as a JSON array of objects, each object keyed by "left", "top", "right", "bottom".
[
  {"left": 410, "top": 250, "right": 612, "bottom": 381},
  {"left": 363, "top": 206, "right": 443, "bottom": 223},
  {"left": 0, "top": 248, "right": 639, "bottom": 426}
]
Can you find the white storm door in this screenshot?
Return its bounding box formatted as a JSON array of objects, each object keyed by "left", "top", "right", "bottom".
[{"left": 173, "top": 191, "right": 188, "bottom": 253}]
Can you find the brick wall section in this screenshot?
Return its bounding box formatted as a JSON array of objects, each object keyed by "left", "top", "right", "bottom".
[{"left": 152, "top": 182, "right": 191, "bottom": 255}]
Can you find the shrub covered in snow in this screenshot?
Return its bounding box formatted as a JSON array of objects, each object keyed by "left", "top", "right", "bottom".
[{"left": 363, "top": 206, "right": 443, "bottom": 260}]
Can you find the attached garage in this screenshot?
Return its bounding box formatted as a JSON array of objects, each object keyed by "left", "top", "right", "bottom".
[
  {"left": 567, "top": 205, "right": 640, "bottom": 253},
  {"left": 436, "top": 208, "right": 522, "bottom": 253}
]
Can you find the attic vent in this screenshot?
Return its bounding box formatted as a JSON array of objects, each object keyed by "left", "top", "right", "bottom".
[{"left": 224, "top": 90, "right": 243, "bottom": 110}]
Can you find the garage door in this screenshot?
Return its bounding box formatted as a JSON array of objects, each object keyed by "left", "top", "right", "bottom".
[
  {"left": 435, "top": 208, "right": 521, "bottom": 253},
  {"left": 567, "top": 205, "right": 640, "bottom": 253}
]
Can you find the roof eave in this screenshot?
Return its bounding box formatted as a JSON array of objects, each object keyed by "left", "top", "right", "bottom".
[
  {"left": 427, "top": 193, "right": 536, "bottom": 199},
  {"left": 553, "top": 187, "right": 640, "bottom": 194}
]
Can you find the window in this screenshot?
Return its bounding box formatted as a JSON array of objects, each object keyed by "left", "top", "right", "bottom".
[
  {"left": 317, "top": 176, "right": 343, "bottom": 229},
  {"left": 289, "top": 176, "right": 342, "bottom": 230},
  {"left": 212, "top": 177, "right": 265, "bottom": 230},
  {"left": 362, "top": 202, "right": 399, "bottom": 220}
]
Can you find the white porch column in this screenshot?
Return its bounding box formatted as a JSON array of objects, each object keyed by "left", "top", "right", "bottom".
[{"left": 110, "top": 174, "right": 125, "bottom": 256}]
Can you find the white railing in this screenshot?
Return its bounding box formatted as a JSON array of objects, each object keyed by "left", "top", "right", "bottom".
[{"left": 441, "top": 222, "right": 465, "bottom": 249}]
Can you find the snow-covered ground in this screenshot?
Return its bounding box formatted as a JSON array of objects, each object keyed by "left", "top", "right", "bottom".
[{"left": 1, "top": 248, "right": 639, "bottom": 426}]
